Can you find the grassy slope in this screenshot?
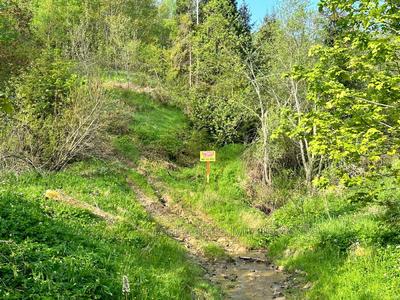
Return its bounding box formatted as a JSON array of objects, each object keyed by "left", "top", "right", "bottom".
[
  {"left": 114, "top": 88, "right": 400, "bottom": 299},
  {"left": 113, "top": 88, "right": 269, "bottom": 249},
  {"left": 0, "top": 161, "right": 220, "bottom": 299},
  {"left": 0, "top": 89, "right": 220, "bottom": 299}
]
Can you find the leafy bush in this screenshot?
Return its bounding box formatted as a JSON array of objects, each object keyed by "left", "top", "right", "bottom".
[
  {"left": 0, "top": 0, "right": 36, "bottom": 88},
  {"left": 191, "top": 94, "right": 256, "bottom": 145},
  {"left": 0, "top": 50, "right": 109, "bottom": 171},
  {"left": 268, "top": 168, "right": 400, "bottom": 299}
]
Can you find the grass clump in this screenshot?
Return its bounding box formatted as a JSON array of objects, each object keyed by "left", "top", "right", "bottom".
[{"left": 202, "top": 243, "right": 230, "bottom": 261}]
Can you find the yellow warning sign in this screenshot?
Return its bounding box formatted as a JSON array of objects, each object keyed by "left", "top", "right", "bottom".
[{"left": 200, "top": 151, "right": 216, "bottom": 162}]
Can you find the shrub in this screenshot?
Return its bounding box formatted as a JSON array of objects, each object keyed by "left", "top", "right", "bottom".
[{"left": 0, "top": 49, "right": 109, "bottom": 171}]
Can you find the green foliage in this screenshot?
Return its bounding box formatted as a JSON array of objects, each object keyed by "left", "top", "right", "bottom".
[
  {"left": 31, "top": 0, "right": 84, "bottom": 47},
  {"left": 27, "top": 0, "right": 165, "bottom": 72},
  {"left": 190, "top": 0, "right": 255, "bottom": 144},
  {"left": 0, "top": 0, "right": 32, "bottom": 45},
  {"left": 0, "top": 95, "right": 12, "bottom": 114},
  {"left": 12, "top": 49, "right": 80, "bottom": 117},
  {"left": 268, "top": 167, "right": 400, "bottom": 299},
  {"left": 202, "top": 243, "right": 229, "bottom": 261},
  {"left": 293, "top": 0, "right": 400, "bottom": 175},
  {"left": 1, "top": 49, "right": 108, "bottom": 171},
  {"left": 0, "top": 0, "right": 36, "bottom": 87}
]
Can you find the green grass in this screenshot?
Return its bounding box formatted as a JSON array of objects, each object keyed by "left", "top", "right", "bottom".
[
  {"left": 113, "top": 135, "right": 140, "bottom": 163},
  {"left": 268, "top": 189, "right": 400, "bottom": 299},
  {"left": 201, "top": 243, "right": 230, "bottom": 261},
  {"left": 0, "top": 161, "right": 220, "bottom": 299},
  {"left": 111, "top": 88, "right": 206, "bottom": 164}
]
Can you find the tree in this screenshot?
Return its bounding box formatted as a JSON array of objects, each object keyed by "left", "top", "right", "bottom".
[
  {"left": 31, "top": 0, "right": 84, "bottom": 47},
  {"left": 243, "top": 0, "right": 322, "bottom": 186},
  {"left": 190, "top": 0, "right": 255, "bottom": 144},
  {"left": 296, "top": 0, "right": 400, "bottom": 181},
  {"left": 237, "top": 2, "right": 253, "bottom": 56},
  {"left": 169, "top": 12, "right": 194, "bottom": 87},
  {"left": 0, "top": 0, "right": 36, "bottom": 88},
  {"left": 238, "top": 2, "right": 252, "bottom": 35}
]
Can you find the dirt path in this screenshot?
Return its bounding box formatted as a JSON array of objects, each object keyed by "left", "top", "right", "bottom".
[
  {"left": 110, "top": 82, "right": 288, "bottom": 298},
  {"left": 127, "top": 175, "right": 287, "bottom": 300}
]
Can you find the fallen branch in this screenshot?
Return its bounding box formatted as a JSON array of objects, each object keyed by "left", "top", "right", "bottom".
[
  {"left": 238, "top": 256, "right": 268, "bottom": 264},
  {"left": 44, "top": 190, "right": 120, "bottom": 224}
]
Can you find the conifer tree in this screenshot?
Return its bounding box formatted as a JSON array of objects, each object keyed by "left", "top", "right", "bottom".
[{"left": 191, "top": 0, "right": 255, "bottom": 143}]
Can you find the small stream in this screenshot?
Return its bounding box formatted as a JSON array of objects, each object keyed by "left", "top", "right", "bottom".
[
  {"left": 205, "top": 250, "right": 286, "bottom": 300},
  {"left": 129, "top": 177, "right": 288, "bottom": 300}
]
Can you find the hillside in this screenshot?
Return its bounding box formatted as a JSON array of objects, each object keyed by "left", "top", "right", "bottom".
[
  {"left": 0, "top": 85, "right": 283, "bottom": 299},
  {"left": 0, "top": 108, "right": 219, "bottom": 299},
  {"left": 1, "top": 0, "right": 399, "bottom": 299}
]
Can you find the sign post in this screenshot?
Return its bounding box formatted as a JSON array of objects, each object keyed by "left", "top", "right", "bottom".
[{"left": 200, "top": 151, "right": 216, "bottom": 183}]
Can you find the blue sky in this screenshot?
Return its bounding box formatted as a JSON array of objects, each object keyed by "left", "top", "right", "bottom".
[{"left": 238, "top": 0, "right": 318, "bottom": 27}]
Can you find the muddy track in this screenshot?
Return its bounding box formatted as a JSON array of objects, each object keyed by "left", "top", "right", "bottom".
[{"left": 127, "top": 175, "right": 287, "bottom": 300}]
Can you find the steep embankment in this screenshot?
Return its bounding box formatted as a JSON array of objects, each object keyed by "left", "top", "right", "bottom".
[{"left": 266, "top": 185, "right": 400, "bottom": 299}]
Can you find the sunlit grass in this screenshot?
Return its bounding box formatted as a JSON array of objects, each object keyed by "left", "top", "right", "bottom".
[
  {"left": 112, "top": 89, "right": 270, "bottom": 249},
  {"left": 0, "top": 160, "right": 220, "bottom": 299},
  {"left": 268, "top": 192, "right": 400, "bottom": 299}
]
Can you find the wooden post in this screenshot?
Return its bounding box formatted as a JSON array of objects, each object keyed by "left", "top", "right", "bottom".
[
  {"left": 200, "top": 151, "right": 216, "bottom": 184},
  {"left": 206, "top": 161, "right": 211, "bottom": 184}
]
